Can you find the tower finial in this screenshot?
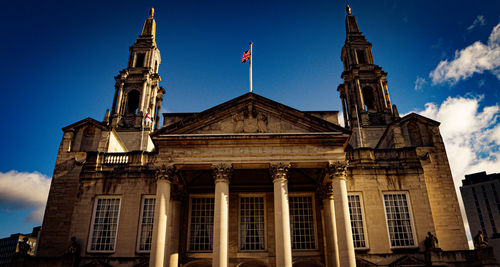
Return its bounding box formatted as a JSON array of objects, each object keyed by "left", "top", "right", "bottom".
[
  {"left": 346, "top": 5, "right": 351, "bottom": 15},
  {"left": 149, "top": 8, "right": 154, "bottom": 18}
]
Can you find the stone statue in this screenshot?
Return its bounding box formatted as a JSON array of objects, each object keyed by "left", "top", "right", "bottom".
[
  {"left": 424, "top": 232, "right": 438, "bottom": 251},
  {"left": 68, "top": 236, "right": 81, "bottom": 267},
  {"left": 474, "top": 230, "right": 489, "bottom": 249},
  {"left": 346, "top": 5, "right": 351, "bottom": 15},
  {"left": 18, "top": 237, "right": 30, "bottom": 256}
]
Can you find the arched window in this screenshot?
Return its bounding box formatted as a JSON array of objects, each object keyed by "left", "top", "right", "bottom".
[
  {"left": 127, "top": 90, "right": 140, "bottom": 114},
  {"left": 408, "top": 121, "right": 423, "bottom": 147},
  {"left": 154, "top": 61, "right": 158, "bottom": 72},
  {"left": 362, "top": 86, "right": 375, "bottom": 111},
  {"left": 80, "top": 126, "right": 95, "bottom": 152}
]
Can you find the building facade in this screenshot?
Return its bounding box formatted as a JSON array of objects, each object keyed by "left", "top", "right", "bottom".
[
  {"left": 32, "top": 6, "right": 492, "bottom": 267},
  {"left": 461, "top": 172, "right": 500, "bottom": 261},
  {"left": 0, "top": 226, "right": 40, "bottom": 266}
]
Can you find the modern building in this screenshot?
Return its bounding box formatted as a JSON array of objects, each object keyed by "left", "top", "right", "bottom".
[
  {"left": 31, "top": 6, "right": 494, "bottom": 267},
  {"left": 0, "top": 226, "right": 40, "bottom": 266},
  {"left": 461, "top": 172, "right": 500, "bottom": 260}
]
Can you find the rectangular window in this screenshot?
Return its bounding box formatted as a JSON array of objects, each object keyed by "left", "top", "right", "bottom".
[
  {"left": 383, "top": 193, "right": 415, "bottom": 247},
  {"left": 239, "top": 195, "right": 265, "bottom": 251},
  {"left": 289, "top": 194, "right": 316, "bottom": 250},
  {"left": 137, "top": 196, "right": 155, "bottom": 252},
  {"left": 188, "top": 197, "right": 215, "bottom": 251},
  {"left": 135, "top": 53, "right": 145, "bottom": 67},
  {"left": 356, "top": 49, "right": 367, "bottom": 64},
  {"left": 348, "top": 194, "right": 367, "bottom": 248},
  {"left": 88, "top": 196, "right": 121, "bottom": 252}
]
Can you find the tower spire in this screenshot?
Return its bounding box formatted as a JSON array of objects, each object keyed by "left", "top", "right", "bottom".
[
  {"left": 337, "top": 5, "right": 397, "bottom": 148},
  {"left": 345, "top": 5, "right": 361, "bottom": 35},
  {"left": 141, "top": 8, "right": 156, "bottom": 38},
  {"left": 109, "top": 8, "right": 165, "bottom": 137}
]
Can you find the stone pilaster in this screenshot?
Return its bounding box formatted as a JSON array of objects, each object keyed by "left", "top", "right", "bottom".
[
  {"left": 328, "top": 161, "right": 355, "bottom": 267},
  {"left": 150, "top": 165, "right": 175, "bottom": 267},
  {"left": 212, "top": 163, "right": 232, "bottom": 267},
  {"left": 319, "top": 182, "right": 340, "bottom": 267},
  {"left": 270, "top": 162, "right": 293, "bottom": 267}
]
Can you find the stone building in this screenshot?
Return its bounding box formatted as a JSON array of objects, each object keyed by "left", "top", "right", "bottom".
[
  {"left": 0, "top": 226, "right": 40, "bottom": 266},
  {"left": 33, "top": 6, "right": 493, "bottom": 267},
  {"left": 461, "top": 172, "right": 500, "bottom": 261}
]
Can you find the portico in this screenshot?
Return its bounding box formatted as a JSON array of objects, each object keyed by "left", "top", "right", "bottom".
[{"left": 148, "top": 93, "right": 354, "bottom": 267}]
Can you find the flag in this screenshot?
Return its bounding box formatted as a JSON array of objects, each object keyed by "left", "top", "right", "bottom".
[
  {"left": 242, "top": 50, "right": 250, "bottom": 63},
  {"left": 145, "top": 112, "right": 152, "bottom": 124}
]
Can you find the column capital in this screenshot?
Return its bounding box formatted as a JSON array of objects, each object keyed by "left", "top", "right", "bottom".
[
  {"left": 318, "top": 182, "right": 334, "bottom": 200},
  {"left": 155, "top": 164, "right": 176, "bottom": 182},
  {"left": 212, "top": 163, "right": 232, "bottom": 183},
  {"left": 327, "top": 161, "right": 348, "bottom": 180},
  {"left": 270, "top": 162, "right": 291, "bottom": 183}
]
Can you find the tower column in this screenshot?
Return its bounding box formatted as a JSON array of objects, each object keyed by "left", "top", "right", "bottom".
[
  {"left": 270, "top": 163, "right": 293, "bottom": 267},
  {"left": 329, "top": 161, "right": 356, "bottom": 267},
  {"left": 115, "top": 82, "right": 125, "bottom": 115},
  {"left": 150, "top": 165, "right": 175, "bottom": 267},
  {"left": 212, "top": 163, "right": 232, "bottom": 267},
  {"left": 320, "top": 182, "right": 340, "bottom": 267}
]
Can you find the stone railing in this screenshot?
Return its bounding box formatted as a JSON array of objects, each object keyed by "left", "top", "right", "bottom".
[
  {"left": 85, "top": 151, "right": 152, "bottom": 167},
  {"left": 104, "top": 153, "right": 129, "bottom": 164}
]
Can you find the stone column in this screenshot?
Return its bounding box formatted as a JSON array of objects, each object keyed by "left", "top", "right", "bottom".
[
  {"left": 319, "top": 182, "right": 339, "bottom": 267},
  {"left": 212, "top": 163, "right": 232, "bottom": 267},
  {"left": 149, "top": 165, "right": 175, "bottom": 267},
  {"left": 270, "top": 163, "right": 293, "bottom": 267},
  {"left": 329, "top": 161, "right": 356, "bottom": 267},
  {"left": 167, "top": 187, "right": 183, "bottom": 267}
]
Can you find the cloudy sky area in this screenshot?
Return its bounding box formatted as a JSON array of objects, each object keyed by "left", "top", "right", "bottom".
[{"left": 0, "top": 0, "right": 499, "bottom": 239}]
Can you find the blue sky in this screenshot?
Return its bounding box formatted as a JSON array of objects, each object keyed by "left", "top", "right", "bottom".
[{"left": 0, "top": 0, "right": 499, "bottom": 238}]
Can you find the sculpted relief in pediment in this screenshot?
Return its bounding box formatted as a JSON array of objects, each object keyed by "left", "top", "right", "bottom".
[{"left": 190, "top": 103, "right": 310, "bottom": 134}]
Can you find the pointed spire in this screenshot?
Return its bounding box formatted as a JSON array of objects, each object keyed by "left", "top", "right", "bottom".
[
  {"left": 141, "top": 8, "right": 156, "bottom": 38},
  {"left": 345, "top": 5, "right": 360, "bottom": 34}
]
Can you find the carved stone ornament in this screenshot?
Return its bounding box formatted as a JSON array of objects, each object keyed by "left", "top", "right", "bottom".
[
  {"left": 269, "top": 162, "right": 291, "bottom": 182},
  {"left": 232, "top": 103, "right": 268, "bottom": 133},
  {"left": 327, "top": 161, "right": 348, "bottom": 179},
  {"left": 212, "top": 163, "right": 232, "bottom": 183},
  {"left": 155, "top": 164, "right": 176, "bottom": 182},
  {"left": 317, "top": 182, "right": 334, "bottom": 199}
]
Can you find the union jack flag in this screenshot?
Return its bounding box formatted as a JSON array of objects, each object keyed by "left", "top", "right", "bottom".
[{"left": 242, "top": 50, "right": 250, "bottom": 63}]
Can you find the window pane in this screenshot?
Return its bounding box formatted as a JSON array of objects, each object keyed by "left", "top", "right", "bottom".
[
  {"left": 189, "top": 197, "right": 214, "bottom": 251},
  {"left": 348, "top": 194, "right": 366, "bottom": 248},
  {"left": 240, "top": 196, "right": 265, "bottom": 251},
  {"left": 90, "top": 197, "right": 120, "bottom": 251},
  {"left": 289, "top": 195, "right": 316, "bottom": 250},
  {"left": 384, "top": 193, "right": 415, "bottom": 247},
  {"left": 138, "top": 197, "right": 155, "bottom": 251}
]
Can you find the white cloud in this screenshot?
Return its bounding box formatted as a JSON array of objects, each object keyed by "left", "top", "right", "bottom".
[
  {"left": 467, "top": 15, "right": 486, "bottom": 31},
  {"left": 414, "top": 76, "right": 426, "bottom": 90},
  {"left": 416, "top": 95, "right": 500, "bottom": 248},
  {"left": 430, "top": 22, "right": 500, "bottom": 85},
  {"left": 418, "top": 95, "right": 500, "bottom": 180},
  {"left": 0, "top": 171, "right": 51, "bottom": 223}
]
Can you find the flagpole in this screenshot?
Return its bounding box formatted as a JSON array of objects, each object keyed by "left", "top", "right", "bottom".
[{"left": 249, "top": 42, "right": 253, "bottom": 92}]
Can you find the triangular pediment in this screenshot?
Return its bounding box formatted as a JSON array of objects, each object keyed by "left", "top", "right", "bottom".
[{"left": 153, "top": 93, "right": 349, "bottom": 135}]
